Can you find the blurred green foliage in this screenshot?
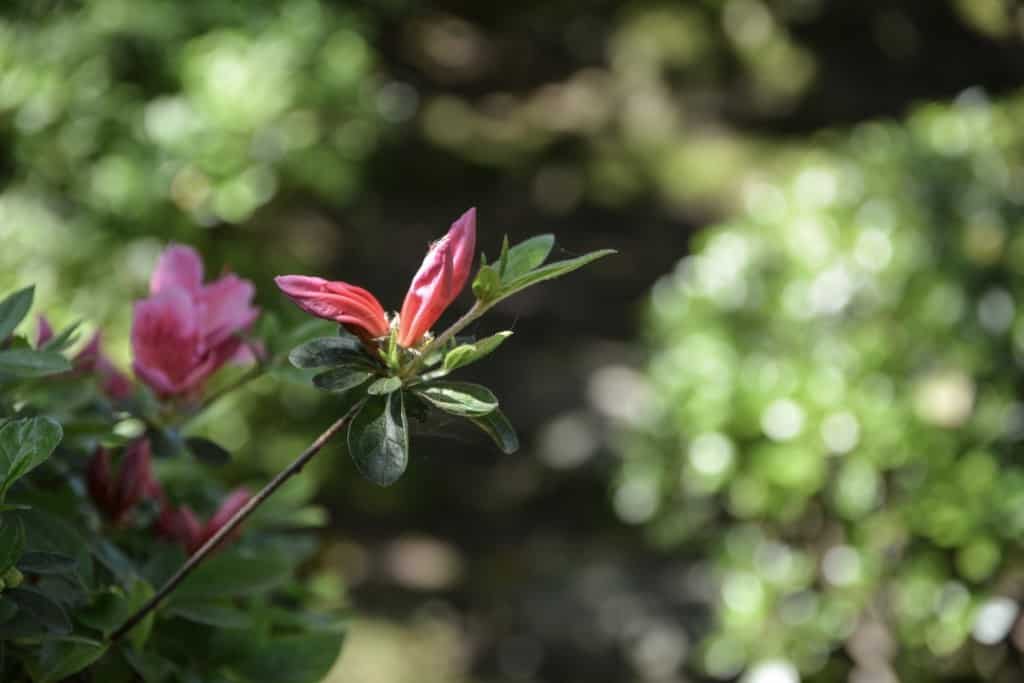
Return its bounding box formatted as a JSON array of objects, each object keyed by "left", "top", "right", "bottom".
[{"left": 624, "top": 92, "right": 1024, "bottom": 680}]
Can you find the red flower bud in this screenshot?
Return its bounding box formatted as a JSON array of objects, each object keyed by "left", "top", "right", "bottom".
[
  {"left": 274, "top": 275, "right": 390, "bottom": 340},
  {"left": 88, "top": 440, "right": 163, "bottom": 525},
  {"left": 156, "top": 504, "right": 203, "bottom": 552},
  {"left": 398, "top": 208, "right": 476, "bottom": 348}
]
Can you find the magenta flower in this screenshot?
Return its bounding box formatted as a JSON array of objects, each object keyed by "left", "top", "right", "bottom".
[
  {"left": 36, "top": 317, "right": 134, "bottom": 400},
  {"left": 275, "top": 208, "right": 476, "bottom": 348},
  {"left": 156, "top": 487, "right": 254, "bottom": 554},
  {"left": 87, "top": 440, "right": 163, "bottom": 525},
  {"left": 132, "top": 245, "right": 259, "bottom": 397}
]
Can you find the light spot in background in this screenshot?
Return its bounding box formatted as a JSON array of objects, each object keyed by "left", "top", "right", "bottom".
[
  {"left": 853, "top": 227, "right": 893, "bottom": 271},
  {"left": 383, "top": 535, "right": 464, "bottom": 591},
  {"left": 532, "top": 164, "right": 585, "bottom": 214},
  {"left": 761, "top": 399, "right": 805, "bottom": 441},
  {"left": 743, "top": 659, "right": 800, "bottom": 683},
  {"left": 538, "top": 412, "right": 599, "bottom": 470},
  {"left": 793, "top": 166, "right": 839, "bottom": 210},
  {"left": 377, "top": 81, "right": 419, "bottom": 123},
  {"left": 914, "top": 370, "right": 975, "bottom": 428},
  {"left": 722, "top": 571, "right": 764, "bottom": 615},
  {"left": 626, "top": 620, "right": 688, "bottom": 679},
  {"left": 821, "top": 411, "right": 859, "bottom": 453},
  {"left": 809, "top": 265, "right": 854, "bottom": 315},
  {"left": 689, "top": 432, "right": 736, "bottom": 476},
  {"left": 705, "top": 636, "right": 747, "bottom": 679},
  {"left": 978, "top": 287, "right": 1014, "bottom": 334},
  {"left": 588, "top": 364, "right": 654, "bottom": 425},
  {"left": 972, "top": 597, "right": 1018, "bottom": 645},
  {"left": 614, "top": 478, "right": 659, "bottom": 524},
  {"left": 822, "top": 545, "right": 862, "bottom": 586}
]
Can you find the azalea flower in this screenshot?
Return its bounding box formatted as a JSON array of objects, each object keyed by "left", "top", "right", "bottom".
[
  {"left": 87, "top": 440, "right": 163, "bottom": 525},
  {"left": 275, "top": 208, "right": 476, "bottom": 348},
  {"left": 132, "top": 245, "right": 259, "bottom": 397}
]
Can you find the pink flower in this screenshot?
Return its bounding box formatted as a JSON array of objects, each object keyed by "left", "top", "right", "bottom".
[
  {"left": 132, "top": 245, "right": 259, "bottom": 397},
  {"left": 275, "top": 208, "right": 476, "bottom": 348},
  {"left": 156, "top": 487, "right": 254, "bottom": 554},
  {"left": 87, "top": 440, "right": 163, "bottom": 525},
  {"left": 37, "top": 316, "right": 134, "bottom": 400}
]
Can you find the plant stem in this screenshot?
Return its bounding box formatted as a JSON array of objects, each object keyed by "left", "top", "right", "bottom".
[
  {"left": 400, "top": 301, "right": 488, "bottom": 379},
  {"left": 109, "top": 410, "right": 355, "bottom": 643}
]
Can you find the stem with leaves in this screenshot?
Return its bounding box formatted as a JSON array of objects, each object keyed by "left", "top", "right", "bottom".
[{"left": 109, "top": 409, "right": 355, "bottom": 643}]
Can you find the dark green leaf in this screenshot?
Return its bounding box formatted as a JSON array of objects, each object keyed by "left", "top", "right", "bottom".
[
  {"left": 0, "top": 349, "right": 72, "bottom": 378},
  {"left": 468, "top": 408, "right": 520, "bottom": 454},
  {"left": 348, "top": 392, "right": 408, "bottom": 487},
  {"left": 24, "top": 637, "right": 108, "bottom": 683},
  {"left": 226, "top": 632, "right": 345, "bottom": 683},
  {"left": 17, "top": 551, "right": 75, "bottom": 575},
  {"left": 0, "top": 417, "right": 63, "bottom": 499},
  {"left": 367, "top": 376, "right": 403, "bottom": 395},
  {"left": 185, "top": 437, "right": 231, "bottom": 466},
  {"left": 504, "top": 234, "right": 555, "bottom": 280},
  {"left": 288, "top": 336, "right": 364, "bottom": 369},
  {"left": 0, "top": 286, "right": 34, "bottom": 342},
  {"left": 312, "top": 366, "right": 373, "bottom": 393},
  {"left": 472, "top": 264, "right": 502, "bottom": 302},
  {"left": 499, "top": 249, "right": 616, "bottom": 299},
  {"left": 442, "top": 331, "right": 513, "bottom": 372},
  {"left": 41, "top": 321, "right": 81, "bottom": 353},
  {"left": 76, "top": 583, "right": 155, "bottom": 647},
  {"left": 165, "top": 602, "right": 252, "bottom": 629},
  {"left": 173, "top": 550, "right": 295, "bottom": 601},
  {"left": 0, "top": 517, "right": 24, "bottom": 574},
  {"left": 497, "top": 234, "right": 511, "bottom": 277},
  {"left": 0, "top": 597, "right": 16, "bottom": 623},
  {"left": 415, "top": 381, "right": 499, "bottom": 417},
  {"left": 148, "top": 427, "right": 187, "bottom": 459},
  {"left": 3, "top": 587, "right": 71, "bottom": 636}
]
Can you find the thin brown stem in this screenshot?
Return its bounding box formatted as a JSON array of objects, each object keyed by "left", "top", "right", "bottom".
[
  {"left": 109, "top": 410, "right": 355, "bottom": 643},
  {"left": 400, "top": 301, "right": 488, "bottom": 379}
]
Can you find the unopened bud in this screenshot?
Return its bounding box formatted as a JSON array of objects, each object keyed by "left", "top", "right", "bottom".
[{"left": 2, "top": 567, "right": 23, "bottom": 589}]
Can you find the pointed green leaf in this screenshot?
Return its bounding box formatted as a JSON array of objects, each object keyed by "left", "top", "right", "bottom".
[
  {"left": 41, "top": 321, "right": 81, "bottom": 353},
  {"left": 504, "top": 234, "right": 555, "bottom": 281},
  {"left": 0, "top": 417, "right": 63, "bottom": 499},
  {"left": 442, "top": 331, "right": 513, "bottom": 372},
  {"left": 468, "top": 408, "right": 519, "bottom": 454},
  {"left": 0, "top": 349, "right": 72, "bottom": 378},
  {"left": 173, "top": 550, "right": 294, "bottom": 601},
  {"left": 24, "top": 637, "right": 108, "bottom": 683},
  {"left": 288, "top": 337, "right": 365, "bottom": 369},
  {"left": 472, "top": 264, "right": 501, "bottom": 302},
  {"left": 0, "top": 517, "right": 24, "bottom": 574},
  {"left": 415, "top": 381, "right": 499, "bottom": 417},
  {"left": 2, "top": 587, "right": 71, "bottom": 636},
  {"left": 165, "top": 602, "right": 253, "bottom": 629},
  {"left": 497, "top": 235, "right": 511, "bottom": 277},
  {"left": 225, "top": 631, "right": 345, "bottom": 683},
  {"left": 348, "top": 393, "right": 408, "bottom": 486},
  {"left": 16, "top": 551, "right": 75, "bottom": 575},
  {"left": 0, "top": 286, "right": 34, "bottom": 342},
  {"left": 185, "top": 437, "right": 231, "bottom": 466},
  {"left": 499, "top": 249, "right": 616, "bottom": 299},
  {"left": 367, "top": 376, "right": 403, "bottom": 395},
  {"left": 312, "top": 367, "right": 374, "bottom": 393}
]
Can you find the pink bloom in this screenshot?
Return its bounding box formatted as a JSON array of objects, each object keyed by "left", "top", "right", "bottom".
[
  {"left": 156, "top": 487, "right": 253, "bottom": 554},
  {"left": 275, "top": 208, "right": 477, "bottom": 349},
  {"left": 398, "top": 208, "right": 476, "bottom": 347},
  {"left": 88, "top": 440, "right": 163, "bottom": 525},
  {"left": 37, "top": 316, "right": 134, "bottom": 400},
  {"left": 133, "top": 245, "right": 259, "bottom": 398}
]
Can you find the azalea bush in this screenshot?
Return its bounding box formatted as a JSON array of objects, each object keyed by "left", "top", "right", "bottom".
[
  {"left": 621, "top": 93, "right": 1024, "bottom": 680},
  {"left": 0, "top": 209, "right": 611, "bottom": 682}
]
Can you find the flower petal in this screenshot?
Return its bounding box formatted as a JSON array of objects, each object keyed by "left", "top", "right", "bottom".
[
  {"left": 150, "top": 244, "right": 204, "bottom": 296},
  {"left": 199, "top": 273, "right": 260, "bottom": 348},
  {"left": 274, "top": 275, "right": 389, "bottom": 338},
  {"left": 131, "top": 289, "right": 203, "bottom": 396}
]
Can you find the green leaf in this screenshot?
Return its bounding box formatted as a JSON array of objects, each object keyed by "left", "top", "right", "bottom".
[
  {"left": 2, "top": 587, "right": 71, "bottom": 636},
  {"left": 24, "top": 637, "right": 108, "bottom": 683},
  {"left": 0, "top": 349, "right": 72, "bottom": 378},
  {"left": 497, "top": 234, "right": 511, "bottom": 277},
  {"left": 415, "top": 381, "right": 499, "bottom": 417},
  {"left": 148, "top": 427, "right": 187, "bottom": 459},
  {"left": 226, "top": 632, "right": 345, "bottom": 683},
  {"left": 504, "top": 234, "right": 555, "bottom": 281},
  {"left": 165, "top": 602, "right": 252, "bottom": 629},
  {"left": 185, "top": 437, "right": 231, "bottom": 466},
  {"left": 366, "top": 376, "right": 403, "bottom": 395},
  {"left": 0, "top": 286, "right": 34, "bottom": 342},
  {"left": 472, "top": 264, "right": 502, "bottom": 302},
  {"left": 0, "top": 517, "right": 24, "bottom": 574},
  {"left": 0, "top": 596, "right": 16, "bottom": 623},
  {"left": 76, "top": 581, "right": 153, "bottom": 648},
  {"left": 312, "top": 366, "right": 374, "bottom": 393},
  {"left": 0, "top": 417, "right": 63, "bottom": 499},
  {"left": 468, "top": 408, "right": 520, "bottom": 454},
  {"left": 348, "top": 393, "right": 408, "bottom": 487},
  {"left": 442, "top": 331, "right": 513, "bottom": 372},
  {"left": 499, "top": 248, "right": 616, "bottom": 299},
  {"left": 17, "top": 551, "right": 75, "bottom": 575},
  {"left": 173, "top": 550, "right": 295, "bottom": 602},
  {"left": 288, "top": 336, "right": 364, "bottom": 369},
  {"left": 41, "top": 321, "right": 81, "bottom": 353}
]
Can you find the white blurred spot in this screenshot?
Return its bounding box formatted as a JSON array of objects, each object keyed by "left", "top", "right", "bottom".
[
  {"left": 762, "top": 399, "right": 805, "bottom": 441},
  {"left": 538, "top": 412, "right": 598, "bottom": 470},
  {"left": 978, "top": 288, "right": 1014, "bottom": 335},
  {"left": 743, "top": 659, "right": 800, "bottom": 683},
  {"left": 914, "top": 370, "right": 975, "bottom": 428},
  {"left": 588, "top": 364, "right": 653, "bottom": 425},
  {"left": 821, "top": 411, "right": 860, "bottom": 453},
  {"left": 822, "top": 545, "right": 862, "bottom": 586},
  {"left": 972, "top": 597, "right": 1018, "bottom": 645},
  {"left": 689, "top": 432, "right": 736, "bottom": 476},
  {"left": 853, "top": 228, "right": 893, "bottom": 271},
  {"left": 383, "top": 535, "right": 463, "bottom": 591},
  {"left": 723, "top": 571, "right": 764, "bottom": 615},
  {"left": 614, "top": 478, "right": 659, "bottom": 524}
]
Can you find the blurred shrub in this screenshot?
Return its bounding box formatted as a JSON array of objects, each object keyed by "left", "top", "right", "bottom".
[{"left": 622, "top": 91, "right": 1024, "bottom": 680}]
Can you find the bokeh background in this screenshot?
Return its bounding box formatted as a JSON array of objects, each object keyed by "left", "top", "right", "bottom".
[{"left": 5, "top": 1, "right": 1024, "bottom": 681}]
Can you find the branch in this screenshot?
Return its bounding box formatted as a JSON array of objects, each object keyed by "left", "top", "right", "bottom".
[{"left": 109, "top": 409, "right": 355, "bottom": 643}]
